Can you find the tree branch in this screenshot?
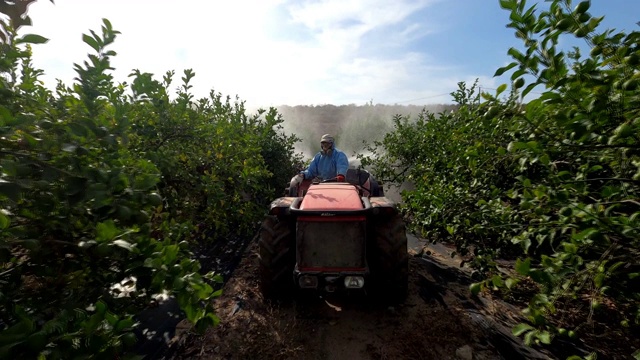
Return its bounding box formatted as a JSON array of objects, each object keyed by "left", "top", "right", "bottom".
[
  {"left": 383, "top": 164, "right": 412, "bottom": 184},
  {"left": 597, "top": 199, "right": 640, "bottom": 207}
]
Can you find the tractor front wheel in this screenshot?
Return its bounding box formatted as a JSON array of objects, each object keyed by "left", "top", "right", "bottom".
[
  {"left": 258, "top": 215, "right": 295, "bottom": 300},
  {"left": 370, "top": 214, "right": 409, "bottom": 303}
]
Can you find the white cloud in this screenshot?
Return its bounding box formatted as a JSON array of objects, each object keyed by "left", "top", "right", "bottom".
[
  {"left": 20, "top": 0, "right": 468, "bottom": 109},
  {"left": 288, "top": 0, "right": 434, "bottom": 31}
]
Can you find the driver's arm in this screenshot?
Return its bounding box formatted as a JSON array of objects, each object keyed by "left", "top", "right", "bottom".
[
  {"left": 301, "top": 154, "right": 321, "bottom": 179},
  {"left": 336, "top": 152, "right": 349, "bottom": 178}
]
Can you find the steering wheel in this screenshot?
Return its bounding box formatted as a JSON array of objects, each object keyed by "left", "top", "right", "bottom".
[{"left": 320, "top": 177, "right": 338, "bottom": 183}]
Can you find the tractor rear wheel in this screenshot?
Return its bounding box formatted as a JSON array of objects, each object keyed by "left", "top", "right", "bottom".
[
  {"left": 370, "top": 214, "right": 409, "bottom": 303},
  {"left": 258, "top": 215, "right": 295, "bottom": 300}
]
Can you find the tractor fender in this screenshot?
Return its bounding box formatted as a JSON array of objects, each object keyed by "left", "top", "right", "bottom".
[
  {"left": 268, "top": 197, "right": 298, "bottom": 215},
  {"left": 369, "top": 197, "right": 399, "bottom": 215}
]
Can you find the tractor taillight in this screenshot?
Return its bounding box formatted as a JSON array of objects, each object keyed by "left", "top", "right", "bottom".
[{"left": 344, "top": 276, "right": 365, "bottom": 289}]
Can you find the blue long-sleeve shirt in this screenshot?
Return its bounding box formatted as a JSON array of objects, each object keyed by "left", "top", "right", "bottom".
[{"left": 301, "top": 145, "right": 349, "bottom": 181}]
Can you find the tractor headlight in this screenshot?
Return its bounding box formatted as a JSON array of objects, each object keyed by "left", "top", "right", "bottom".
[
  {"left": 299, "top": 275, "right": 318, "bottom": 289},
  {"left": 344, "top": 276, "right": 365, "bottom": 289}
]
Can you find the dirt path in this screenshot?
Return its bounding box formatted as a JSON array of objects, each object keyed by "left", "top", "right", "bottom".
[{"left": 167, "top": 239, "right": 554, "bottom": 360}]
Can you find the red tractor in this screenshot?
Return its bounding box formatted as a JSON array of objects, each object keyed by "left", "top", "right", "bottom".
[{"left": 258, "top": 169, "right": 408, "bottom": 303}]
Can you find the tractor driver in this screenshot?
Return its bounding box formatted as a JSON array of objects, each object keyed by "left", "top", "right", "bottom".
[{"left": 294, "top": 134, "right": 349, "bottom": 184}]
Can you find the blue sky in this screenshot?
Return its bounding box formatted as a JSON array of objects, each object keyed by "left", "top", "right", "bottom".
[{"left": 18, "top": 0, "right": 640, "bottom": 110}]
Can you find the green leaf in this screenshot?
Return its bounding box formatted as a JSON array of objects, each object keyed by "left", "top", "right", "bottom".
[
  {"left": 103, "top": 18, "right": 114, "bottom": 32},
  {"left": 469, "top": 282, "right": 482, "bottom": 295},
  {"left": 536, "top": 330, "right": 552, "bottom": 344},
  {"left": 108, "top": 313, "right": 124, "bottom": 328},
  {"left": 135, "top": 174, "right": 159, "bottom": 190},
  {"left": 499, "top": 0, "right": 517, "bottom": 10},
  {"left": 520, "top": 200, "right": 533, "bottom": 210},
  {"left": 0, "top": 106, "right": 14, "bottom": 125},
  {"left": 93, "top": 302, "right": 107, "bottom": 318},
  {"left": 574, "top": 0, "right": 590, "bottom": 14},
  {"left": 494, "top": 62, "right": 517, "bottom": 76},
  {"left": 573, "top": 228, "right": 598, "bottom": 241},
  {"left": 539, "top": 154, "right": 550, "bottom": 165},
  {"left": 512, "top": 323, "right": 534, "bottom": 336},
  {"left": 491, "top": 275, "right": 504, "bottom": 288},
  {"left": 0, "top": 212, "right": 9, "bottom": 230},
  {"left": 496, "top": 83, "right": 508, "bottom": 95},
  {"left": 84, "top": 313, "right": 103, "bottom": 333},
  {"left": 82, "top": 34, "right": 100, "bottom": 52},
  {"left": 508, "top": 47, "right": 525, "bottom": 62},
  {"left": 522, "top": 82, "right": 538, "bottom": 98},
  {"left": 96, "top": 220, "right": 119, "bottom": 242},
  {"left": 163, "top": 244, "right": 179, "bottom": 264},
  {"left": 511, "top": 69, "right": 527, "bottom": 80},
  {"left": 507, "top": 141, "right": 528, "bottom": 152},
  {"left": 68, "top": 122, "right": 87, "bottom": 137},
  {"left": 562, "top": 242, "right": 578, "bottom": 254},
  {"left": 539, "top": 91, "right": 561, "bottom": 101},
  {"left": 594, "top": 273, "right": 605, "bottom": 288},
  {"left": 16, "top": 34, "right": 49, "bottom": 44},
  {"left": 114, "top": 318, "right": 135, "bottom": 332},
  {"left": 515, "top": 258, "right": 531, "bottom": 275},
  {"left": 194, "top": 313, "right": 220, "bottom": 333},
  {"left": 529, "top": 269, "right": 553, "bottom": 286},
  {"left": 556, "top": 18, "right": 573, "bottom": 31},
  {"left": 446, "top": 225, "right": 455, "bottom": 235},
  {"left": 588, "top": 165, "right": 603, "bottom": 173}
]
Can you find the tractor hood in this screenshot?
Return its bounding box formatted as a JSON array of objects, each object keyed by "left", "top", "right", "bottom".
[{"left": 299, "top": 184, "right": 363, "bottom": 211}]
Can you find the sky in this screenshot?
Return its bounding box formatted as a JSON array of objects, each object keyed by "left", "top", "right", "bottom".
[{"left": 16, "top": 0, "right": 640, "bottom": 110}]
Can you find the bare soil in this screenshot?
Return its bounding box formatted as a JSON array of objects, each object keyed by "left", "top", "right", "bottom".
[{"left": 166, "top": 240, "right": 556, "bottom": 360}]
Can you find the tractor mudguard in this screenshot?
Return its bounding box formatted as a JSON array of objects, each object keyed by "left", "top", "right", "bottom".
[
  {"left": 369, "top": 197, "right": 399, "bottom": 215},
  {"left": 268, "top": 197, "right": 297, "bottom": 216}
]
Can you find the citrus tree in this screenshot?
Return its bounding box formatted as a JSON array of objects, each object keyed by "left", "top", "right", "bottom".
[
  {"left": 126, "top": 69, "right": 300, "bottom": 238},
  {"left": 363, "top": 0, "right": 639, "bottom": 357},
  {"left": 1, "top": 7, "right": 301, "bottom": 359}
]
